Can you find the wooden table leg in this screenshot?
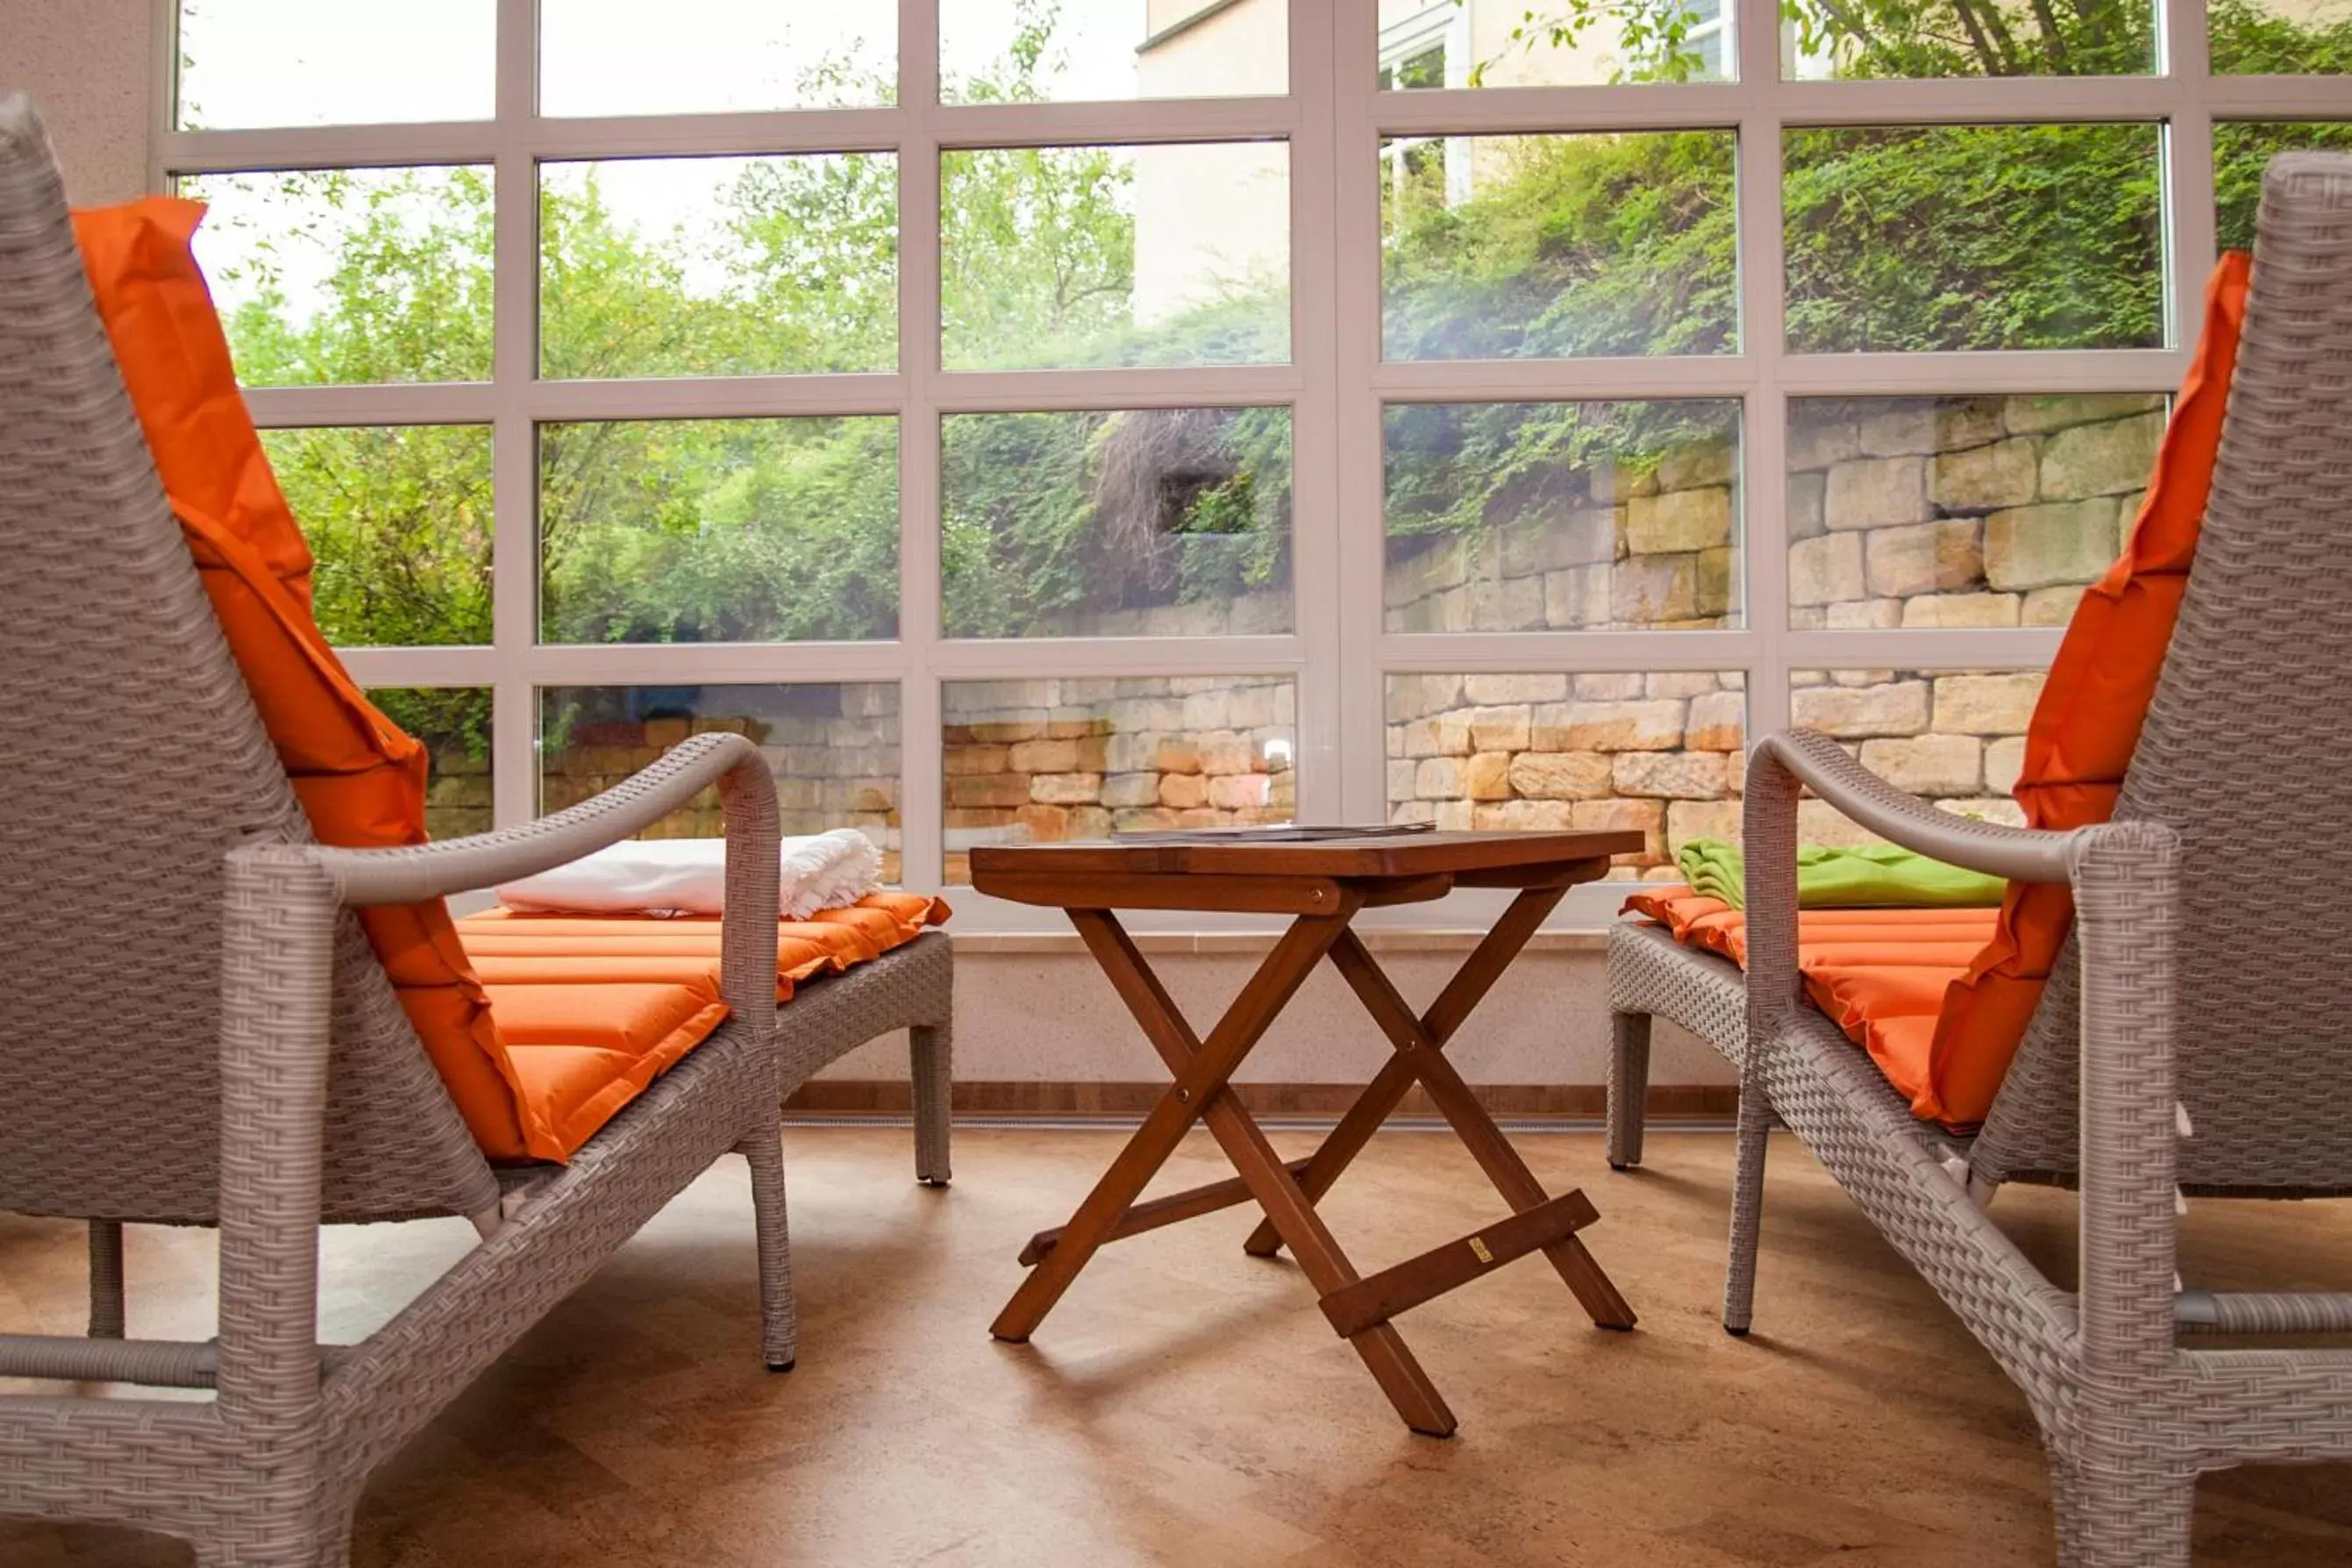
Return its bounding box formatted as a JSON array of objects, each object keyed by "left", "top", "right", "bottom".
[
  {"left": 1242, "top": 887, "right": 1564, "bottom": 1258},
  {"left": 1001, "top": 901, "right": 1458, "bottom": 1436},
  {"left": 989, "top": 901, "right": 1359, "bottom": 1344},
  {"left": 1328, "top": 931, "right": 1636, "bottom": 1330}
]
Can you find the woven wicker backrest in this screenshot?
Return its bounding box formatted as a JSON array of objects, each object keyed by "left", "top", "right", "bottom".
[
  {"left": 1978, "top": 153, "right": 2352, "bottom": 1194},
  {"left": 0, "top": 97, "right": 498, "bottom": 1225}
]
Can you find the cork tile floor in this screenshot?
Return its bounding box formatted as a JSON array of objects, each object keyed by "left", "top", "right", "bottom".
[{"left": 5, "top": 1126, "right": 2352, "bottom": 1566}]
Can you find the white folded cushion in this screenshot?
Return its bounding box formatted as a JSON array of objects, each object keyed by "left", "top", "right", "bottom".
[{"left": 495, "top": 829, "right": 883, "bottom": 920}]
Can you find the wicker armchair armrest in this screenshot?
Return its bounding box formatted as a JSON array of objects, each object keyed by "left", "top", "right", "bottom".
[
  {"left": 306, "top": 728, "right": 784, "bottom": 1029},
  {"left": 310, "top": 731, "right": 770, "bottom": 907},
  {"left": 1741, "top": 725, "right": 2082, "bottom": 1040},
  {"left": 1747, "top": 729, "right": 2077, "bottom": 886},
  {"left": 203, "top": 731, "right": 784, "bottom": 1419}
]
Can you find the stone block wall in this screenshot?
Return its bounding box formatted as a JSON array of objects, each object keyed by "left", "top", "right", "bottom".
[
  {"left": 420, "top": 742, "right": 493, "bottom": 843},
  {"left": 1381, "top": 394, "right": 2162, "bottom": 634},
  {"left": 1386, "top": 667, "right": 2044, "bottom": 880},
  {"left": 944, "top": 675, "right": 1297, "bottom": 884},
  {"left": 1386, "top": 436, "right": 1741, "bottom": 633},
  {"left": 538, "top": 684, "right": 904, "bottom": 882},
  {"left": 1021, "top": 585, "right": 1292, "bottom": 638},
  {"left": 1785, "top": 668, "right": 2042, "bottom": 846},
  {"left": 1386, "top": 671, "right": 1746, "bottom": 880},
  {"left": 1789, "top": 394, "right": 2165, "bottom": 629}
]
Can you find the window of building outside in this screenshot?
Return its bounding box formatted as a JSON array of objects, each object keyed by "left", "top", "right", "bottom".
[{"left": 167, "top": 0, "right": 2352, "bottom": 928}]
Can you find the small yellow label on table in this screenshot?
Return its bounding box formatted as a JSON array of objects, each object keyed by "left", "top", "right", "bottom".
[{"left": 1467, "top": 1237, "right": 1494, "bottom": 1265}]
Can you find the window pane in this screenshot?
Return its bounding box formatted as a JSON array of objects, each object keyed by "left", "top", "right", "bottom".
[
  {"left": 267, "top": 425, "right": 494, "bottom": 648},
  {"left": 373, "top": 688, "right": 494, "bottom": 840},
  {"left": 539, "top": 157, "right": 897, "bottom": 380},
  {"left": 942, "top": 0, "right": 1287, "bottom": 102},
  {"left": 1382, "top": 132, "right": 1737, "bottom": 360},
  {"left": 538, "top": 419, "right": 899, "bottom": 645},
  {"left": 1784, "top": 125, "right": 2163, "bottom": 353},
  {"left": 2212, "top": 0, "right": 2352, "bottom": 74},
  {"left": 941, "top": 142, "right": 1291, "bottom": 370},
  {"left": 2217, "top": 123, "right": 2352, "bottom": 249},
  {"left": 1781, "top": 0, "right": 2154, "bottom": 79},
  {"left": 943, "top": 677, "right": 1298, "bottom": 884},
  {"left": 183, "top": 167, "right": 493, "bottom": 387},
  {"left": 1788, "top": 668, "right": 2046, "bottom": 843},
  {"left": 539, "top": 0, "right": 895, "bottom": 115},
  {"left": 1386, "top": 401, "right": 1742, "bottom": 631},
  {"left": 1786, "top": 395, "right": 2163, "bottom": 630},
  {"left": 1386, "top": 673, "right": 1746, "bottom": 880},
  {"left": 540, "top": 685, "right": 902, "bottom": 880},
  {"left": 1380, "top": 0, "right": 1735, "bottom": 87},
  {"left": 943, "top": 408, "right": 1293, "bottom": 638},
  {"left": 175, "top": 0, "right": 494, "bottom": 128}
]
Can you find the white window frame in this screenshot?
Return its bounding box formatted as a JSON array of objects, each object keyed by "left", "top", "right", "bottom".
[{"left": 153, "top": 0, "right": 2350, "bottom": 934}]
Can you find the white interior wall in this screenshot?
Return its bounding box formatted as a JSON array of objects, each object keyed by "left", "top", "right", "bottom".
[
  {"left": 1, "top": 0, "right": 153, "bottom": 203},
  {"left": 829, "top": 940, "right": 1730, "bottom": 1087}
]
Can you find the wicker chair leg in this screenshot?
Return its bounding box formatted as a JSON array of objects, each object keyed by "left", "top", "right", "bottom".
[
  {"left": 308, "top": 1490, "right": 360, "bottom": 1568},
  {"left": 193, "top": 1519, "right": 318, "bottom": 1568},
  {"left": 1722, "top": 1078, "right": 1772, "bottom": 1336},
  {"left": 910, "top": 1020, "right": 953, "bottom": 1187},
  {"left": 739, "top": 1124, "right": 798, "bottom": 1372},
  {"left": 2049, "top": 1448, "right": 2195, "bottom": 1568},
  {"left": 86, "top": 1218, "right": 125, "bottom": 1338},
  {"left": 1606, "top": 1011, "right": 1652, "bottom": 1171}
]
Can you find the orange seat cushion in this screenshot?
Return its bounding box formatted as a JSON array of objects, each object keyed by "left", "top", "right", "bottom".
[
  {"left": 1921, "top": 253, "right": 2252, "bottom": 1130},
  {"left": 453, "top": 891, "right": 946, "bottom": 1151},
  {"left": 457, "top": 890, "right": 949, "bottom": 1000},
  {"left": 1622, "top": 889, "right": 1999, "bottom": 1109},
  {"left": 1626, "top": 257, "right": 2249, "bottom": 1130},
  {"left": 74, "top": 196, "right": 953, "bottom": 1164},
  {"left": 72, "top": 196, "right": 536, "bottom": 1158}
]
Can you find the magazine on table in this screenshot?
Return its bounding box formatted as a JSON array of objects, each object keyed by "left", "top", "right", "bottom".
[{"left": 1102, "top": 823, "right": 1436, "bottom": 845}]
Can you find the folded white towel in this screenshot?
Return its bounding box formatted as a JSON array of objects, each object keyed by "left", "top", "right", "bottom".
[{"left": 495, "top": 830, "right": 883, "bottom": 920}]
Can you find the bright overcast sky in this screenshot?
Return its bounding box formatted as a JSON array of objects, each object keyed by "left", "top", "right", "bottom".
[
  {"left": 176, "top": 0, "right": 1154, "bottom": 127},
  {"left": 178, "top": 0, "right": 1159, "bottom": 321}
]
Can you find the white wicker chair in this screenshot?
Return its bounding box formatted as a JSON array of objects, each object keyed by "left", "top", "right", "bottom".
[
  {"left": 0, "top": 96, "right": 951, "bottom": 1566},
  {"left": 1608, "top": 153, "right": 2352, "bottom": 1567}
]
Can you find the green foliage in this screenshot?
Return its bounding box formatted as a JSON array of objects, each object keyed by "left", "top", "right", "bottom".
[
  {"left": 941, "top": 408, "right": 1294, "bottom": 638},
  {"left": 942, "top": 145, "right": 1137, "bottom": 369},
  {"left": 540, "top": 417, "right": 902, "bottom": 643},
  {"left": 1784, "top": 123, "right": 2163, "bottom": 352},
  {"left": 199, "top": 167, "right": 495, "bottom": 386},
  {"left": 205, "top": 0, "right": 2350, "bottom": 752},
  {"left": 1382, "top": 130, "right": 1737, "bottom": 360},
  {"left": 2216, "top": 119, "right": 2352, "bottom": 252},
  {"left": 263, "top": 424, "right": 493, "bottom": 646},
  {"left": 370, "top": 685, "right": 493, "bottom": 768}
]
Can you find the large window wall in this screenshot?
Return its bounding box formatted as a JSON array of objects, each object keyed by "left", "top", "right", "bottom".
[{"left": 163, "top": 0, "right": 2352, "bottom": 923}]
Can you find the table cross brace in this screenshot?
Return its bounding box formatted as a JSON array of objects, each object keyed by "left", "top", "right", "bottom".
[{"left": 987, "top": 887, "right": 1631, "bottom": 1436}]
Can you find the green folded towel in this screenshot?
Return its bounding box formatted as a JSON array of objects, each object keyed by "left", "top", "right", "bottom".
[
  {"left": 1676, "top": 837, "right": 1746, "bottom": 906},
  {"left": 1674, "top": 837, "right": 2006, "bottom": 912}
]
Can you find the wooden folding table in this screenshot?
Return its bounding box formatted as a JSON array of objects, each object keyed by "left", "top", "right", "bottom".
[{"left": 972, "top": 830, "right": 1643, "bottom": 1436}]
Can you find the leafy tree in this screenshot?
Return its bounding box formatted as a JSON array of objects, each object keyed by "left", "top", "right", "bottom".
[{"left": 203, "top": 0, "right": 2352, "bottom": 727}]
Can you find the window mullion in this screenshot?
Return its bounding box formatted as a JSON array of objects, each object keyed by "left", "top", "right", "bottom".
[
  {"left": 1334, "top": 0, "right": 1389, "bottom": 828},
  {"left": 1291, "top": 0, "right": 1348, "bottom": 830},
  {"left": 1738, "top": 82, "right": 1793, "bottom": 738},
  {"left": 488, "top": 0, "right": 539, "bottom": 832},
  {"left": 899, "top": 0, "right": 945, "bottom": 894},
  {"left": 2166, "top": 0, "right": 2220, "bottom": 353}
]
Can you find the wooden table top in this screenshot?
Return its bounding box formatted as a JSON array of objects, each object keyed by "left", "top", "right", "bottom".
[{"left": 970, "top": 830, "right": 1643, "bottom": 913}]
